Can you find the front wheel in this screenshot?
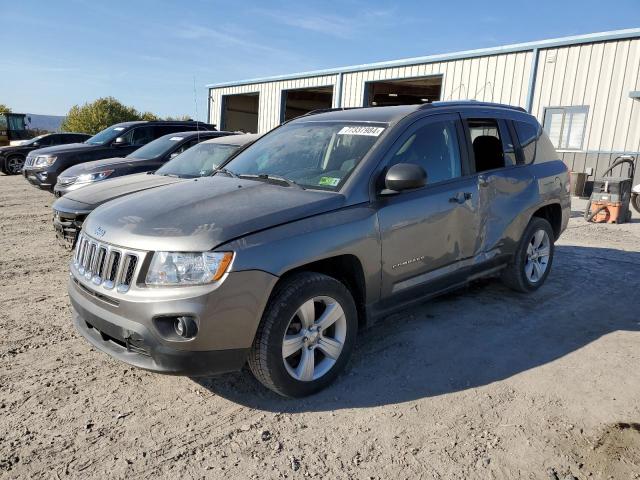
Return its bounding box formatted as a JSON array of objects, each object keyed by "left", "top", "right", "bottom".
[
  {"left": 501, "top": 217, "right": 555, "bottom": 293},
  {"left": 4, "top": 155, "right": 25, "bottom": 175},
  {"left": 632, "top": 193, "right": 640, "bottom": 215},
  {"left": 248, "top": 272, "right": 358, "bottom": 397}
]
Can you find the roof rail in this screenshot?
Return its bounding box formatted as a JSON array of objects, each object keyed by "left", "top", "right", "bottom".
[{"left": 420, "top": 100, "right": 526, "bottom": 112}]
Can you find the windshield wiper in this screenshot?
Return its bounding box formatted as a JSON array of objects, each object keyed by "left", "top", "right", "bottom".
[
  {"left": 237, "top": 173, "right": 304, "bottom": 189},
  {"left": 215, "top": 167, "right": 238, "bottom": 178}
]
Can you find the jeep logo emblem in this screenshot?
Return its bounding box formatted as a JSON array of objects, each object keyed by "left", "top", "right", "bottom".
[{"left": 94, "top": 226, "right": 106, "bottom": 237}]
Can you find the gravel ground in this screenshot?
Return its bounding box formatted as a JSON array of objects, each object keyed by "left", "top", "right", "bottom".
[{"left": 1, "top": 174, "right": 639, "bottom": 480}]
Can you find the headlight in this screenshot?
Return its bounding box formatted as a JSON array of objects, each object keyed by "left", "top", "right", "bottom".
[
  {"left": 34, "top": 155, "right": 57, "bottom": 167},
  {"left": 145, "top": 251, "right": 234, "bottom": 286},
  {"left": 76, "top": 169, "right": 114, "bottom": 184}
]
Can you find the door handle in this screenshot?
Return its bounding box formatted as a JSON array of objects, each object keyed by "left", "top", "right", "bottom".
[
  {"left": 478, "top": 175, "right": 489, "bottom": 187},
  {"left": 449, "top": 192, "right": 472, "bottom": 203}
]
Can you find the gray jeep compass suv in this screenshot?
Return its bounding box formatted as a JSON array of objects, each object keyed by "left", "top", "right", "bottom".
[{"left": 68, "top": 102, "right": 570, "bottom": 397}]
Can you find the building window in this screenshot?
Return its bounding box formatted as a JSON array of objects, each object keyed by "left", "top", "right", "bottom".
[{"left": 543, "top": 106, "right": 588, "bottom": 150}]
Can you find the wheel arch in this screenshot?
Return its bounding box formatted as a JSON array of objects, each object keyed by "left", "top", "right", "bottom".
[
  {"left": 274, "top": 255, "right": 368, "bottom": 328},
  {"left": 530, "top": 202, "right": 562, "bottom": 240}
]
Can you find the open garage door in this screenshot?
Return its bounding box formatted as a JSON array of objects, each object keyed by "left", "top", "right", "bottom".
[
  {"left": 221, "top": 93, "right": 259, "bottom": 133},
  {"left": 282, "top": 86, "right": 333, "bottom": 122},
  {"left": 366, "top": 76, "right": 443, "bottom": 107}
]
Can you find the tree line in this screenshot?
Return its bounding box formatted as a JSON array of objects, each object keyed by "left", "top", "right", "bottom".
[{"left": 0, "top": 98, "right": 193, "bottom": 134}]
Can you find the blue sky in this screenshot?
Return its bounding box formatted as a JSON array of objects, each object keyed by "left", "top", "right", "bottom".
[{"left": 2, "top": 0, "right": 639, "bottom": 118}]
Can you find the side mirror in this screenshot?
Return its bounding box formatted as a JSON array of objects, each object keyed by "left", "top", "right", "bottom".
[
  {"left": 32, "top": 142, "right": 40, "bottom": 147},
  {"left": 113, "top": 137, "right": 130, "bottom": 147},
  {"left": 382, "top": 163, "right": 427, "bottom": 194}
]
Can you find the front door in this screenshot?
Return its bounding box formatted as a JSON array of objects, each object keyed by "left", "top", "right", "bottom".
[{"left": 377, "top": 113, "right": 480, "bottom": 300}]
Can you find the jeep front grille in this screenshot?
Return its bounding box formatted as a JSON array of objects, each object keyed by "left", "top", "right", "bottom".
[{"left": 72, "top": 232, "right": 142, "bottom": 293}]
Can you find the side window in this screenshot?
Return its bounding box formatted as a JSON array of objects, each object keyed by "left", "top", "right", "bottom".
[
  {"left": 173, "top": 139, "right": 199, "bottom": 156},
  {"left": 391, "top": 119, "right": 462, "bottom": 184},
  {"left": 126, "top": 126, "right": 155, "bottom": 146},
  {"left": 514, "top": 120, "right": 539, "bottom": 164},
  {"left": 467, "top": 119, "right": 506, "bottom": 172},
  {"left": 155, "top": 125, "right": 182, "bottom": 137},
  {"left": 49, "top": 135, "right": 64, "bottom": 145},
  {"left": 36, "top": 136, "right": 53, "bottom": 146}
]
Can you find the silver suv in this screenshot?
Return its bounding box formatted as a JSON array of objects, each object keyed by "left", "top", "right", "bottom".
[{"left": 68, "top": 102, "right": 570, "bottom": 397}]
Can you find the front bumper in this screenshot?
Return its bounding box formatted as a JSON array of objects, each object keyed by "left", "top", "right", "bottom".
[
  {"left": 69, "top": 265, "right": 278, "bottom": 376},
  {"left": 53, "top": 208, "right": 88, "bottom": 249},
  {"left": 23, "top": 167, "right": 55, "bottom": 191}
]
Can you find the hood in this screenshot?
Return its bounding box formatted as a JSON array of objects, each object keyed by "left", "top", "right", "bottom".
[
  {"left": 59, "top": 157, "right": 139, "bottom": 176},
  {"left": 28, "top": 142, "right": 97, "bottom": 156},
  {"left": 0, "top": 145, "right": 25, "bottom": 154},
  {"left": 57, "top": 173, "right": 186, "bottom": 210},
  {"left": 83, "top": 176, "right": 345, "bottom": 251}
]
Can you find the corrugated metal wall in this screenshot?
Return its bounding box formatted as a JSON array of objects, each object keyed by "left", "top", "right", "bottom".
[
  {"left": 532, "top": 38, "right": 640, "bottom": 183},
  {"left": 339, "top": 51, "right": 532, "bottom": 108},
  {"left": 209, "top": 36, "right": 640, "bottom": 183},
  {"left": 208, "top": 74, "right": 338, "bottom": 133}
]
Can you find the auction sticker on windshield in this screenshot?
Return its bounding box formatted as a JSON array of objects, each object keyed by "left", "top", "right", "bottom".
[{"left": 338, "top": 126, "right": 385, "bottom": 136}]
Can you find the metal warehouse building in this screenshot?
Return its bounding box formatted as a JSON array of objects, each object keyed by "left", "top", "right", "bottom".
[{"left": 208, "top": 29, "right": 640, "bottom": 182}]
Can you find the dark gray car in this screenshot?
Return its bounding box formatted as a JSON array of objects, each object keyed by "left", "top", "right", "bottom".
[
  {"left": 53, "top": 130, "right": 233, "bottom": 197},
  {"left": 67, "top": 102, "right": 570, "bottom": 397},
  {"left": 52, "top": 134, "right": 258, "bottom": 248}
]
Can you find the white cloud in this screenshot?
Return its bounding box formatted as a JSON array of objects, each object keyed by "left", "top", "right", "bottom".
[{"left": 253, "top": 7, "right": 404, "bottom": 39}]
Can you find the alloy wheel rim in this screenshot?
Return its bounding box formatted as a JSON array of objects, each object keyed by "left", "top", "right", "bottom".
[
  {"left": 7, "top": 157, "right": 23, "bottom": 174},
  {"left": 525, "top": 229, "right": 550, "bottom": 283},
  {"left": 282, "top": 295, "right": 347, "bottom": 382}
]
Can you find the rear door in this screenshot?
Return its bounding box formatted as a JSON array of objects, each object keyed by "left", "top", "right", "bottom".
[
  {"left": 461, "top": 111, "right": 536, "bottom": 256},
  {"left": 376, "top": 113, "right": 481, "bottom": 299}
]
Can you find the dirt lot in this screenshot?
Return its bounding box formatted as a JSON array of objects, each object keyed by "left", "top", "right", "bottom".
[{"left": 1, "top": 174, "right": 639, "bottom": 480}]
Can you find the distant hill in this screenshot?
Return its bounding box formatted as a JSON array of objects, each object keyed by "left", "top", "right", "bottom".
[{"left": 27, "top": 114, "right": 66, "bottom": 132}]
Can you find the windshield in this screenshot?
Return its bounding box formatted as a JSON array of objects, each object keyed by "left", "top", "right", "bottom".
[
  {"left": 7, "top": 115, "right": 26, "bottom": 131},
  {"left": 85, "top": 125, "right": 128, "bottom": 145},
  {"left": 156, "top": 142, "right": 239, "bottom": 178},
  {"left": 128, "top": 134, "right": 186, "bottom": 159},
  {"left": 222, "top": 122, "right": 385, "bottom": 190}
]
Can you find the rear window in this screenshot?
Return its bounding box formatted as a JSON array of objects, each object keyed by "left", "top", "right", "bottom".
[{"left": 513, "top": 120, "right": 539, "bottom": 164}]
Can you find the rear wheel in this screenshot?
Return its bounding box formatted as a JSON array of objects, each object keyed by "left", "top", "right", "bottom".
[
  {"left": 248, "top": 272, "right": 357, "bottom": 397},
  {"left": 501, "top": 217, "right": 555, "bottom": 293},
  {"left": 4, "top": 155, "right": 25, "bottom": 175}
]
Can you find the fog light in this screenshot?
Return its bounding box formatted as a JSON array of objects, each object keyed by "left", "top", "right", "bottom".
[{"left": 174, "top": 316, "right": 197, "bottom": 339}]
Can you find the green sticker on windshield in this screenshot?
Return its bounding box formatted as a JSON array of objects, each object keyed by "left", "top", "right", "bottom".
[{"left": 319, "top": 176, "right": 340, "bottom": 187}]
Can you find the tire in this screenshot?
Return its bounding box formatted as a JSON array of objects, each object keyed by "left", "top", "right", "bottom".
[
  {"left": 248, "top": 272, "right": 358, "bottom": 397},
  {"left": 501, "top": 217, "right": 555, "bottom": 293},
  {"left": 4, "top": 155, "right": 25, "bottom": 175},
  {"left": 632, "top": 194, "right": 640, "bottom": 215}
]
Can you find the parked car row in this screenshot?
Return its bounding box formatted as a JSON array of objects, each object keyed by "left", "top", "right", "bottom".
[
  {"left": 56, "top": 102, "right": 570, "bottom": 397},
  {"left": 52, "top": 133, "right": 258, "bottom": 247},
  {"left": 22, "top": 120, "right": 216, "bottom": 191}
]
